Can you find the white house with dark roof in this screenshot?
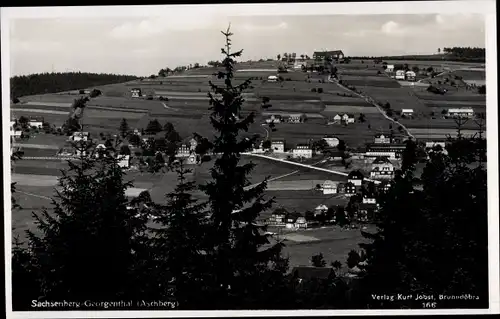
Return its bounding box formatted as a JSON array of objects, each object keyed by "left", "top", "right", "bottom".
[
  {"left": 405, "top": 70, "right": 416, "bottom": 81},
  {"left": 131, "top": 88, "right": 142, "bottom": 98},
  {"left": 385, "top": 65, "right": 395, "bottom": 72},
  {"left": 323, "top": 135, "right": 340, "bottom": 147},
  {"left": 322, "top": 180, "right": 338, "bottom": 194},
  {"left": 447, "top": 108, "right": 474, "bottom": 118},
  {"left": 401, "top": 109, "right": 414, "bottom": 117},
  {"left": 29, "top": 117, "right": 44, "bottom": 128},
  {"left": 374, "top": 133, "right": 392, "bottom": 144},
  {"left": 347, "top": 170, "right": 364, "bottom": 186},
  {"left": 341, "top": 114, "right": 355, "bottom": 124},
  {"left": 370, "top": 157, "right": 395, "bottom": 180},
  {"left": 395, "top": 70, "right": 406, "bottom": 80},
  {"left": 271, "top": 139, "right": 286, "bottom": 153},
  {"left": 293, "top": 144, "right": 313, "bottom": 159},
  {"left": 72, "top": 131, "right": 90, "bottom": 142}
]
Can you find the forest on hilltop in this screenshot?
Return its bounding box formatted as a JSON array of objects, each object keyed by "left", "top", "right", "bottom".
[{"left": 10, "top": 72, "right": 139, "bottom": 98}]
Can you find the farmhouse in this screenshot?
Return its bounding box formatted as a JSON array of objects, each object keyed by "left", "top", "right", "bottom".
[
  {"left": 323, "top": 135, "right": 340, "bottom": 147},
  {"left": 395, "top": 70, "right": 406, "bottom": 80},
  {"left": 94, "top": 144, "right": 107, "bottom": 158},
  {"left": 313, "top": 50, "right": 344, "bottom": 61},
  {"left": 366, "top": 143, "right": 406, "bottom": 159},
  {"left": 267, "top": 75, "right": 278, "bottom": 82},
  {"left": 71, "top": 131, "right": 90, "bottom": 142},
  {"left": 288, "top": 113, "right": 306, "bottom": 123},
  {"left": 358, "top": 203, "right": 378, "bottom": 222},
  {"left": 373, "top": 133, "right": 392, "bottom": 144},
  {"left": 10, "top": 126, "right": 23, "bottom": 139},
  {"left": 10, "top": 117, "right": 17, "bottom": 128},
  {"left": 328, "top": 114, "right": 342, "bottom": 124},
  {"left": 405, "top": 70, "right": 416, "bottom": 81},
  {"left": 131, "top": 88, "right": 142, "bottom": 98},
  {"left": 425, "top": 141, "right": 446, "bottom": 149},
  {"left": 447, "top": 108, "right": 474, "bottom": 118},
  {"left": 285, "top": 212, "right": 302, "bottom": 229},
  {"left": 347, "top": 170, "right": 364, "bottom": 187},
  {"left": 401, "top": 109, "right": 414, "bottom": 117},
  {"left": 322, "top": 180, "right": 338, "bottom": 194},
  {"left": 177, "top": 144, "right": 191, "bottom": 157},
  {"left": 314, "top": 204, "right": 329, "bottom": 215},
  {"left": 294, "top": 216, "right": 309, "bottom": 229},
  {"left": 293, "top": 144, "right": 313, "bottom": 159},
  {"left": 189, "top": 137, "right": 198, "bottom": 151},
  {"left": 186, "top": 153, "right": 199, "bottom": 165},
  {"left": 29, "top": 116, "right": 44, "bottom": 128},
  {"left": 362, "top": 196, "right": 377, "bottom": 205},
  {"left": 269, "top": 208, "right": 287, "bottom": 226},
  {"left": 370, "top": 157, "right": 395, "bottom": 180},
  {"left": 342, "top": 114, "right": 355, "bottom": 124},
  {"left": 345, "top": 181, "right": 357, "bottom": 196},
  {"left": 271, "top": 139, "right": 286, "bottom": 153},
  {"left": 266, "top": 114, "right": 283, "bottom": 124},
  {"left": 385, "top": 65, "right": 395, "bottom": 72}
]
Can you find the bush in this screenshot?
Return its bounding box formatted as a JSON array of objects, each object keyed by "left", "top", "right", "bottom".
[
  {"left": 311, "top": 88, "right": 317, "bottom": 92},
  {"left": 478, "top": 85, "right": 486, "bottom": 94},
  {"left": 12, "top": 97, "right": 20, "bottom": 104},
  {"left": 317, "top": 88, "right": 323, "bottom": 93}
]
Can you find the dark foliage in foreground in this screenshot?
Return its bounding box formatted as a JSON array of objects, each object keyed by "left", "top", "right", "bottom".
[{"left": 10, "top": 72, "right": 138, "bottom": 98}]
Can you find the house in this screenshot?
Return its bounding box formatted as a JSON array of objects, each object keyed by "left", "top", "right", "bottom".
[
  {"left": 71, "top": 131, "right": 90, "bottom": 142},
  {"left": 329, "top": 114, "right": 342, "bottom": 124},
  {"left": 401, "top": 109, "right": 414, "bottom": 117},
  {"left": 288, "top": 113, "right": 305, "bottom": 123},
  {"left": 370, "top": 157, "right": 395, "bottom": 180},
  {"left": 94, "top": 144, "right": 107, "bottom": 158},
  {"left": 378, "top": 181, "right": 394, "bottom": 193},
  {"left": 322, "top": 180, "right": 338, "bottom": 195},
  {"left": 337, "top": 183, "right": 346, "bottom": 194},
  {"left": 347, "top": 170, "right": 364, "bottom": 186},
  {"left": 29, "top": 117, "right": 44, "bottom": 128},
  {"left": 425, "top": 141, "right": 446, "bottom": 150},
  {"left": 10, "top": 126, "right": 23, "bottom": 139},
  {"left": 117, "top": 155, "right": 130, "bottom": 168},
  {"left": 314, "top": 204, "right": 329, "bottom": 215},
  {"left": 313, "top": 50, "right": 344, "bottom": 61},
  {"left": 345, "top": 181, "right": 357, "bottom": 196},
  {"left": 294, "top": 216, "right": 309, "bottom": 229},
  {"left": 395, "top": 70, "right": 406, "bottom": 80},
  {"left": 10, "top": 118, "right": 17, "bottom": 128},
  {"left": 385, "top": 65, "right": 395, "bottom": 72},
  {"left": 267, "top": 75, "right": 278, "bottom": 82},
  {"left": 285, "top": 212, "right": 302, "bottom": 229},
  {"left": 177, "top": 144, "right": 190, "bottom": 157},
  {"left": 405, "top": 70, "right": 416, "bottom": 81},
  {"left": 269, "top": 208, "right": 287, "bottom": 226},
  {"left": 189, "top": 137, "right": 198, "bottom": 152},
  {"left": 266, "top": 114, "right": 283, "bottom": 124},
  {"left": 293, "top": 144, "right": 313, "bottom": 159},
  {"left": 374, "top": 133, "right": 392, "bottom": 144},
  {"left": 186, "top": 153, "right": 199, "bottom": 165},
  {"left": 358, "top": 203, "right": 378, "bottom": 222},
  {"left": 341, "top": 113, "right": 355, "bottom": 124},
  {"left": 447, "top": 108, "right": 474, "bottom": 118},
  {"left": 131, "top": 88, "right": 142, "bottom": 98},
  {"left": 291, "top": 266, "right": 335, "bottom": 284},
  {"left": 365, "top": 150, "right": 396, "bottom": 160},
  {"left": 141, "top": 134, "right": 158, "bottom": 143},
  {"left": 362, "top": 196, "right": 377, "bottom": 205},
  {"left": 366, "top": 143, "right": 407, "bottom": 159},
  {"left": 271, "top": 139, "right": 286, "bottom": 153},
  {"left": 323, "top": 135, "right": 340, "bottom": 147}
]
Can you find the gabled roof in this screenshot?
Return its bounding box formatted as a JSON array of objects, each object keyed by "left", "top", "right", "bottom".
[
  {"left": 374, "top": 133, "right": 386, "bottom": 138},
  {"left": 271, "top": 138, "right": 285, "bottom": 143},
  {"left": 315, "top": 204, "right": 328, "bottom": 211},
  {"left": 401, "top": 109, "right": 414, "bottom": 113},
  {"left": 29, "top": 116, "right": 44, "bottom": 121},
  {"left": 292, "top": 267, "right": 334, "bottom": 280},
  {"left": 348, "top": 170, "right": 364, "bottom": 179},
  {"left": 372, "top": 157, "right": 392, "bottom": 164}
]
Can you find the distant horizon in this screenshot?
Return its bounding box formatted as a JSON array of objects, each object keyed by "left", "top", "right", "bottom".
[{"left": 9, "top": 49, "right": 487, "bottom": 78}]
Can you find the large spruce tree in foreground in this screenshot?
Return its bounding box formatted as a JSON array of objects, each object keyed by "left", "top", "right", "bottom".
[
  {"left": 195, "top": 25, "right": 290, "bottom": 309},
  {"left": 355, "top": 131, "right": 488, "bottom": 309}
]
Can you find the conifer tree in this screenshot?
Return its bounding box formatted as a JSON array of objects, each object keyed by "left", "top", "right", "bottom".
[
  {"left": 11, "top": 118, "right": 150, "bottom": 309},
  {"left": 197, "top": 25, "right": 289, "bottom": 309},
  {"left": 119, "top": 118, "right": 130, "bottom": 137},
  {"left": 355, "top": 128, "right": 488, "bottom": 309}
]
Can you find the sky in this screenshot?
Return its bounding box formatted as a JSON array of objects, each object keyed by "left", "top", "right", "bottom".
[{"left": 9, "top": 13, "right": 486, "bottom": 77}]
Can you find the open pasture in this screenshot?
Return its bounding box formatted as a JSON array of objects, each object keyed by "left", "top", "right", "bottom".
[
  {"left": 12, "top": 103, "right": 72, "bottom": 113},
  {"left": 267, "top": 102, "right": 324, "bottom": 113},
  {"left": 340, "top": 77, "right": 402, "bottom": 89},
  {"left": 264, "top": 190, "right": 347, "bottom": 216},
  {"left": 19, "top": 93, "right": 84, "bottom": 103},
  {"left": 354, "top": 85, "right": 428, "bottom": 113},
  {"left": 414, "top": 91, "right": 486, "bottom": 101},
  {"left": 83, "top": 108, "right": 146, "bottom": 120},
  {"left": 322, "top": 104, "right": 380, "bottom": 114},
  {"left": 407, "top": 127, "right": 479, "bottom": 139},
  {"left": 421, "top": 100, "right": 486, "bottom": 108},
  {"left": 401, "top": 118, "right": 484, "bottom": 130},
  {"left": 11, "top": 111, "right": 69, "bottom": 126}
]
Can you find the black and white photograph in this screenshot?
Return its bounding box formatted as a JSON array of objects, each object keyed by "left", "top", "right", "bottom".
[{"left": 2, "top": 1, "right": 499, "bottom": 317}]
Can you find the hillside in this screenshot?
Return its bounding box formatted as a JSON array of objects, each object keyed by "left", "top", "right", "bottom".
[{"left": 10, "top": 72, "right": 139, "bottom": 98}]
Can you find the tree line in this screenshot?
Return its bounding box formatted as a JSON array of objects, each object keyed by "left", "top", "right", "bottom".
[
  {"left": 11, "top": 26, "right": 489, "bottom": 310},
  {"left": 10, "top": 72, "right": 138, "bottom": 98}
]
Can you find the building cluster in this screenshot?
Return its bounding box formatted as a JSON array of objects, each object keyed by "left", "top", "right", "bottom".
[
  {"left": 327, "top": 113, "right": 356, "bottom": 125},
  {"left": 265, "top": 113, "right": 307, "bottom": 124}
]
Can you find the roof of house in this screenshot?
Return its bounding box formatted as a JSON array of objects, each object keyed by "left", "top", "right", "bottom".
[
  {"left": 405, "top": 70, "right": 416, "bottom": 75},
  {"left": 401, "top": 109, "right": 414, "bottom": 113},
  {"left": 29, "top": 116, "right": 44, "bottom": 121},
  {"left": 448, "top": 108, "right": 474, "bottom": 113},
  {"left": 322, "top": 180, "right": 338, "bottom": 187},
  {"left": 271, "top": 138, "right": 285, "bottom": 143},
  {"left": 292, "top": 267, "right": 335, "bottom": 280},
  {"left": 348, "top": 170, "right": 364, "bottom": 179},
  {"left": 295, "top": 144, "right": 311, "bottom": 148},
  {"left": 374, "top": 133, "right": 386, "bottom": 138},
  {"left": 372, "top": 157, "right": 392, "bottom": 164},
  {"left": 315, "top": 204, "right": 328, "bottom": 210}
]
